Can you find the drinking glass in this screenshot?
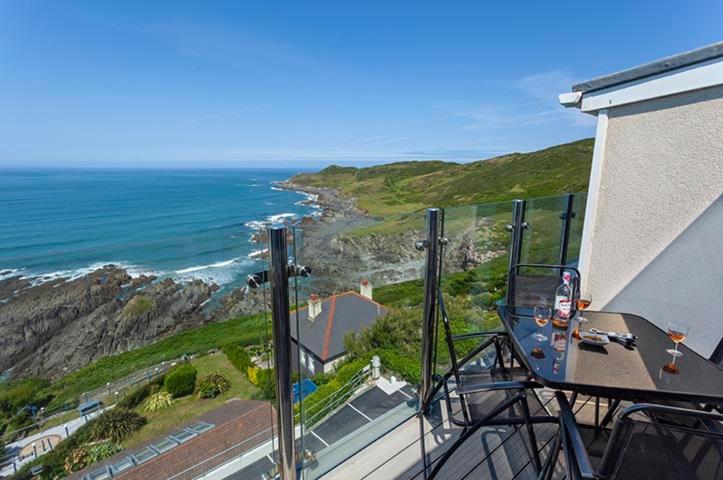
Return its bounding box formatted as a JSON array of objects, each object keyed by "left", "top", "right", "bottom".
[
  {"left": 666, "top": 321, "right": 689, "bottom": 358},
  {"left": 576, "top": 293, "right": 592, "bottom": 323},
  {"left": 533, "top": 305, "right": 551, "bottom": 342}
]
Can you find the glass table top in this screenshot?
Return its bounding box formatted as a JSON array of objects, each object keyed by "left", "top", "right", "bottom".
[{"left": 499, "top": 306, "right": 723, "bottom": 403}]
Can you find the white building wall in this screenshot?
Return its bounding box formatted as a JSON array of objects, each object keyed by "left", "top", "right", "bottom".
[{"left": 581, "top": 85, "right": 723, "bottom": 356}]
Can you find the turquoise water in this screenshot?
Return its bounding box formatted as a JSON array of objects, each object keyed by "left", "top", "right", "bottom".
[{"left": 0, "top": 168, "right": 317, "bottom": 292}]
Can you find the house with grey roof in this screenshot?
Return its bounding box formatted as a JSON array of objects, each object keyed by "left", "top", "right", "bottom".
[{"left": 290, "top": 280, "right": 388, "bottom": 374}]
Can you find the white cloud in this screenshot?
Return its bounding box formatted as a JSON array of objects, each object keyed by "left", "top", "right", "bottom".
[{"left": 184, "top": 102, "right": 279, "bottom": 124}]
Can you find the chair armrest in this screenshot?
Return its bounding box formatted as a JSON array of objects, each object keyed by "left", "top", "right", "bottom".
[
  {"left": 555, "top": 391, "right": 597, "bottom": 479},
  {"left": 457, "top": 380, "right": 540, "bottom": 395},
  {"left": 620, "top": 402, "right": 723, "bottom": 423},
  {"left": 451, "top": 331, "right": 507, "bottom": 341}
]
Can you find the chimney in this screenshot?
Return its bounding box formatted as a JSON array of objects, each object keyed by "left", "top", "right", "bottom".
[
  {"left": 360, "top": 279, "right": 373, "bottom": 300},
  {"left": 308, "top": 294, "right": 322, "bottom": 321}
]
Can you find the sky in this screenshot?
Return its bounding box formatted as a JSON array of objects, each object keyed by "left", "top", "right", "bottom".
[{"left": 1, "top": 1, "right": 721, "bottom": 169}]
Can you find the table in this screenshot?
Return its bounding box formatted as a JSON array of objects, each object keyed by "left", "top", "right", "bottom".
[{"left": 498, "top": 306, "right": 723, "bottom": 405}]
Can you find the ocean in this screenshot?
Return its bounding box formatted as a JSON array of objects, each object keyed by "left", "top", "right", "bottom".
[{"left": 0, "top": 168, "right": 318, "bottom": 294}]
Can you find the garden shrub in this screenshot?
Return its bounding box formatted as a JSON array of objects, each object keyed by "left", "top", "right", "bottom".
[
  {"left": 197, "top": 373, "right": 231, "bottom": 399},
  {"left": 91, "top": 408, "right": 146, "bottom": 443},
  {"left": 222, "top": 343, "right": 252, "bottom": 374},
  {"left": 64, "top": 445, "right": 90, "bottom": 473},
  {"left": 164, "top": 363, "right": 197, "bottom": 398},
  {"left": 143, "top": 391, "right": 173, "bottom": 412},
  {"left": 117, "top": 383, "right": 151, "bottom": 410},
  {"left": 64, "top": 440, "right": 122, "bottom": 473}
]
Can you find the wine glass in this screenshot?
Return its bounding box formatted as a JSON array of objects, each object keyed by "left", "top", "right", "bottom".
[
  {"left": 666, "top": 321, "right": 689, "bottom": 359},
  {"left": 576, "top": 293, "right": 592, "bottom": 323},
  {"left": 533, "top": 305, "right": 551, "bottom": 342}
]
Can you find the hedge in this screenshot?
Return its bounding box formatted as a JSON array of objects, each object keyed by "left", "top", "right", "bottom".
[
  {"left": 164, "top": 364, "right": 197, "bottom": 398},
  {"left": 222, "top": 343, "right": 252, "bottom": 375}
]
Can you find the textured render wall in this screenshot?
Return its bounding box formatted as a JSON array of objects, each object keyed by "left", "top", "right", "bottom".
[
  {"left": 586, "top": 85, "right": 723, "bottom": 355},
  {"left": 605, "top": 197, "right": 723, "bottom": 356}
]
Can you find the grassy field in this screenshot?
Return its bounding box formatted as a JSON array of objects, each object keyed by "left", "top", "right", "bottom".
[
  {"left": 122, "top": 352, "right": 259, "bottom": 449},
  {"left": 42, "top": 313, "right": 269, "bottom": 410},
  {"left": 292, "top": 138, "right": 594, "bottom": 218}
]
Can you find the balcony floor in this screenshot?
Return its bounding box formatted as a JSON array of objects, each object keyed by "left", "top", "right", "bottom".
[{"left": 322, "top": 390, "right": 615, "bottom": 480}]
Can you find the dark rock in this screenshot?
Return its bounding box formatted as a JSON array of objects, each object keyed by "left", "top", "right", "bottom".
[{"left": 0, "top": 266, "right": 215, "bottom": 379}]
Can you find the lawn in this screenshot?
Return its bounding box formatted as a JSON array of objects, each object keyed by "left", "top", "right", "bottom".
[
  {"left": 42, "top": 313, "right": 268, "bottom": 410},
  {"left": 122, "top": 352, "right": 260, "bottom": 449}
]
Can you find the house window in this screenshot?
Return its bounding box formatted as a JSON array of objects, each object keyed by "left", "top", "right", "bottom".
[{"left": 308, "top": 357, "right": 315, "bottom": 374}]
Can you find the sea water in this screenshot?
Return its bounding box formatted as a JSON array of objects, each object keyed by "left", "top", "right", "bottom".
[{"left": 0, "top": 168, "right": 318, "bottom": 293}]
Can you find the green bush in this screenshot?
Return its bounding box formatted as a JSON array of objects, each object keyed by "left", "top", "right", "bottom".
[
  {"left": 144, "top": 391, "right": 173, "bottom": 412},
  {"left": 91, "top": 408, "right": 146, "bottom": 443},
  {"left": 118, "top": 374, "right": 166, "bottom": 410},
  {"left": 164, "top": 364, "right": 198, "bottom": 398},
  {"left": 197, "top": 373, "right": 231, "bottom": 399},
  {"left": 222, "top": 343, "right": 252, "bottom": 374},
  {"left": 117, "top": 383, "right": 150, "bottom": 410}
]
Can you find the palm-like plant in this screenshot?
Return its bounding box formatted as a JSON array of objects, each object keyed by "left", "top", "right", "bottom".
[
  {"left": 197, "top": 373, "right": 231, "bottom": 399},
  {"left": 144, "top": 391, "right": 173, "bottom": 412},
  {"left": 91, "top": 408, "right": 146, "bottom": 443}
]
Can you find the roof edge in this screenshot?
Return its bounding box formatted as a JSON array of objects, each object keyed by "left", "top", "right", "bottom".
[{"left": 572, "top": 41, "right": 723, "bottom": 94}]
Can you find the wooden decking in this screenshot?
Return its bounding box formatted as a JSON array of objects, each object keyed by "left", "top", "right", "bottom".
[{"left": 322, "top": 390, "right": 615, "bottom": 480}]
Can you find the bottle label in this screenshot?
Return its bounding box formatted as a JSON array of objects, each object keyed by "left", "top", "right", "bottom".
[{"left": 555, "top": 297, "right": 571, "bottom": 319}]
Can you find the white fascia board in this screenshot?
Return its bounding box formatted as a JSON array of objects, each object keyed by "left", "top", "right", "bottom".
[{"left": 581, "top": 57, "right": 723, "bottom": 112}]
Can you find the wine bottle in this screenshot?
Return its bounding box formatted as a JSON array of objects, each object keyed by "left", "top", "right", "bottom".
[{"left": 553, "top": 271, "right": 573, "bottom": 327}]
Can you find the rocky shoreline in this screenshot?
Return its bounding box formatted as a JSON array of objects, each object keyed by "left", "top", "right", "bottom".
[
  {"left": 0, "top": 174, "right": 494, "bottom": 381},
  {"left": 0, "top": 177, "right": 384, "bottom": 380}
]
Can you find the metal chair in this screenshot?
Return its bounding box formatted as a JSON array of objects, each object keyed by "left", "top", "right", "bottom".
[
  {"left": 425, "top": 288, "right": 556, "bottom": 479},
  {"left": 554, "top": 391, "right": 723, "bottom": 480},
  {"left": 506, "top": 263, "right": 581, "bottom": 308}
]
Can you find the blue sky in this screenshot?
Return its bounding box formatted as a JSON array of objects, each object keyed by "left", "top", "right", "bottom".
[{"left": 1, "top": 1, "right": 721, "bottom": 168}]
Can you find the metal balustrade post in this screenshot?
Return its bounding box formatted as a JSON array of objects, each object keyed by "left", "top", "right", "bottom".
[
  {"left": 268, "top": 225, "right": 296, "bottom": 480},
  {"left": 558, "top": 193, "right": 575, "bottom": 266},
  {"left": 419, "top": 208, "right": 441, "bottom": 411},
  {"left": 506, "top": 199, "right": 527, "bottom": 305}
]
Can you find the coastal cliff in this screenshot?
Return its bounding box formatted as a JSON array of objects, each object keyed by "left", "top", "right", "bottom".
[{"left": 0, "top": 266, "right": 216, "bottom": 379}]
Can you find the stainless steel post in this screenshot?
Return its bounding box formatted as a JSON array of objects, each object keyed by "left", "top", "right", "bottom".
[
  {"left": 558, "top": 193, "right": 575, "bottom": 266},
  {"left": 419, "top": 208, "right": 441, "bottom": 410},
  {"left": 268, "top": 225, "right": 296, "bottom": 480},
  {"left": 506, "top": 199, "right": 527, "bottom": 305}
]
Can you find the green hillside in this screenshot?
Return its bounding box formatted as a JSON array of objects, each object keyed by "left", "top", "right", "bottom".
[{"left": 292, "top": 138, "right": 594, "bottom": 216}]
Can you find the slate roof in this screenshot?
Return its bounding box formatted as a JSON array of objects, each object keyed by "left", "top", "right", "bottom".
[
  {"left": 572, "top": 41, "right": 723, "bottom": 94},
  {"left": 290, "top": 292, "right": 388, "bottom": 362}
]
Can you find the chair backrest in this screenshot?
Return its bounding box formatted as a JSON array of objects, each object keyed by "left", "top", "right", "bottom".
[
  {"left": 710, "top": 337, "right": 723, "bottom": 367},
  {"left": 506, "top": 263, "right": 580, "bottom": 308},
  {"left": 600, "top": 405, "right": 723, "bottom": 479}
]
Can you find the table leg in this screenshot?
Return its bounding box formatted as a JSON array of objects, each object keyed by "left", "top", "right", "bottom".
[
  {"left": 599, "top": 399, "right": 621, "bottom": 429},
  {"left": 594, "top": 397, "right": 600, "bottom": 426}
]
